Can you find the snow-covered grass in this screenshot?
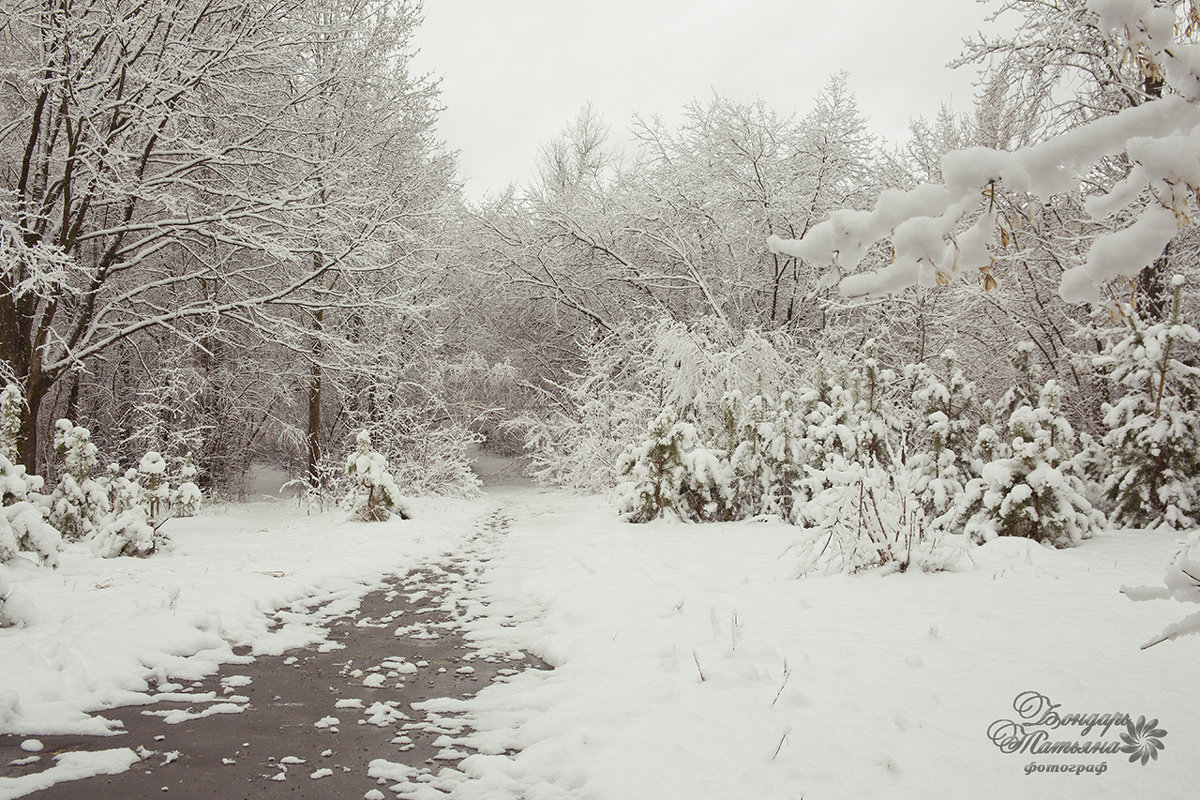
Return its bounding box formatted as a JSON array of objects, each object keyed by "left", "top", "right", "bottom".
[
  {"left": 424, "top": 489, "right": 1200, "bottom": 800},
  {"left": 0, "top": 496, "right": 479, "bottom": 736},
  {"left": 2, "top": 488, "right": 1198, "bottom": 799}
]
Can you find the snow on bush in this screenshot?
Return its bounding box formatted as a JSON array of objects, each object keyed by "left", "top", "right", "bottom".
[
  {"left": 0, "top": 384, "right": 59, "bottom": 572},
  {"left": 0, "top": 452, "right": 60, "bottom": 567},
  {"left": 101, "top": 464, "right": 141, "bottom": 515},
  {"left": 342, "top": 430, "right": 411, "bottom": 522},
  {"left": 725, "top": 392, "right": 788, "bottom": 519},
  {"left": 1095, "top": 279, "right": 1200, "bottom": 529},
  {"left": 137, "top": 451, "right": 170, "bottom": 522},
  {"left": 47, "top": 419, "right": 110, "bottom": 541},
  {"left": 91, "top": 505, "right": 166, "bottom": 559},
  {"left": 962, "top": 380, "right": 1106, "bottom": 548},
  {"left": 616, "top": 406, "right": 733, "bottom": 523},
  {"left": 84, "top": 456, "right": 171, "bottom": 558},
  {"left": 791, "top": 458, "right": 966, "bottom": 575},
  {"left": 170, "top": 453, "right": 202, "bottom": 518}
]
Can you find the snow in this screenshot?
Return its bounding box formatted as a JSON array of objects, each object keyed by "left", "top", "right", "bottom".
[
  {"left": 0, "top": 496, "right": 480, "bottom": 735},
  {"left": 1, "top": 489, "right": 1197, "bottom": 798},
  {"left": 0, "top": 748, "right": 140, "bottom": 800},
  {"left": 433, "top": 490, "right": 1199, "bottom": 799}
]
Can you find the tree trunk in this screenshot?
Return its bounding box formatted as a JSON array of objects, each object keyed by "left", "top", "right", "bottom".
[
  {"left": 306, "top": 308, "right": 324, "bottom": 488},
  {"left": 17, "top": 374, "right": 46, "bottom": 473}
]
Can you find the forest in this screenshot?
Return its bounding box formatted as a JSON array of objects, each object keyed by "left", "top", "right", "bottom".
[
  {"left": 2, "top": 2, "right": 1200, "bottom": 797},
  {"left": 0, "top": 0, "right": 1198, "bottom": 574}
]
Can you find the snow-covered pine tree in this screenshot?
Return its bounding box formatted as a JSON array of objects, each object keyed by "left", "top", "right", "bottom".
[
  {"left": 89, "top": 455, "right": 170, "bottom": 558},
  {"left": 137, "top": 452, "right": 170, "bottom": 522},
  {"left": 616, "top": 405, "right": 733, "bottom": 523},
  {"left": 1096, "top": 278, "right": 1200, "bottom": 529},
  {"left": 47, "top": 420, "right": 110, "bottom": 541},
  {"left": 101, "top": 464, "right": 141, "bottom": 515},
  {"left": 342, "top": 430, "right": 411, "bottom": 522},
  {"left": 963, "top": 380, "right": 1105, "bottom": 547},
  {"left": 170, "top": 453, "right": 203, "bottom": 518},
  {"left": 92, "top": 506, "right": 167, "bottom": 558},
  {"left": 994, "top": 341, "right": 1041, "bottom": 426},
  {"left": 0, "top": 452, "right": 60, "bottom": 566},
  {"left": 760, "top": 392, "right": 806, "bottom": 522},
  {"left": 0, "top": 385, "right": 21, "bottom": 462},
  {"left": 726, "top": 392, "right": 773, "bottom": 518},
  {"left": 794, "top": 356, "right": 858, "bottom": 521},
  {"left": 905, "top": 349, "right": 977, "bottom": 530},
  {"left": 852, "top": 340, "right": 902, "bottom": 468}
]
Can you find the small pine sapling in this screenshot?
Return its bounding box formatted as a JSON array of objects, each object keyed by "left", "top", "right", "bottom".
[
  {"left": 100, "top": 464, "right": 141, "bottom": 515},
  {"left": 0, "top": 451, "right": 60, "bottom": 567},
  {"left": 170, "top": 453, "right": 203, "bottom": 518},
  {"left": 852, "top": 340, "right": 902, "bottom": 468},
  {"left": 342, "top": 430, "right": 412, "bottom": 522},
  {"left": 0, "top": 385, "right": 21, "bottom": 462},
  {"left": 761, "top": 393, "right": 806, "bottom": 522},
  {"left": 727, "top": 393, "right": 774, "bottom": 518},
  {"left": 47, "top": 420, "right": 110, "bottom": 541},
  {"left": 1096, "top": 278, "right": 1200, "bottom": 529},
  {"left": 91, "top": 459, "right": 170, "bottom": 558},
  {"left": 904, "top": 349, "right": 977, "bottom": 530},
  {"left": 616, "top": 406, "right": 733, "bottom": 523},
  {"left": 962, "top": 380, "right": 1105, "bottom": 547},
  {"left": 92, "top": 506, "right": 167, "bottom": 558},
  {"left": 137, "top": 452, "right": 171, "bottom": 523}
]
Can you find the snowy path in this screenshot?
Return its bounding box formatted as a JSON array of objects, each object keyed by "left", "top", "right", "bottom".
[{"left": 0, "top": 504, "right": 542, "bottom": 799}]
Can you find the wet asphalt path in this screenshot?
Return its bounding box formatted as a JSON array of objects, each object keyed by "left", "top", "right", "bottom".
[{"left": 0, "top": 509, "right": 542, "bottom": 799}]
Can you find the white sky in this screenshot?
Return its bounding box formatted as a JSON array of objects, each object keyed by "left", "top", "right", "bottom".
[{"left": 411, "top": 1, "right": 995, "bottom": 199}]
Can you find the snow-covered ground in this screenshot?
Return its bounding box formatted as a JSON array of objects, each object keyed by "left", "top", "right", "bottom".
[
  {"left": 2, "top": 488, "right": 1198, "bottom": 799},
  {"left": 426, "top": 490, "right": 1200, "bottom": 800},
  {"left": 0, "top": 495, "right": 481, "bottom": 737}
]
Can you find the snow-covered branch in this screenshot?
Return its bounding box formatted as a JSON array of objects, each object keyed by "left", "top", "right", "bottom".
[{"left": 769, "top": 0, "right": 1200, "bottom": 305}]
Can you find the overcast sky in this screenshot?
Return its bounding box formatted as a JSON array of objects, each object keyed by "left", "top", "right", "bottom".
[{"left": 411, "top": 1, "right": 995, "bottom": 199}]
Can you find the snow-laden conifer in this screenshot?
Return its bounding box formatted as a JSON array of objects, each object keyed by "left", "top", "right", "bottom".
[
  {"left": 171, "top": 453, "right": 202, "bottom": 518},
  {"left": 0, "top": 453, "right": 59, "bottom": 567},
  {"left": 904, "top": 349, "right": 977, "bottom": 530},
  {"left": 962, "top": 380, "right": 1105, "bottom": 547},
  {"left": 342, "top": 430, "right": 411, "bottom": 522},
  {"left": 137, "top": 452, "right": 170, "bottom": 522},
  {"left": 47, "top": 420, "right": 109, "bottom": 541},
  {"left": 616, "top": 406, "right": 732, "bottom": 523},
  {"left": 0, "top": 385, "right": 21, "bottom": 463},
  {"left": 1095, "top": 278, "right": 1200, "bottom": 529}
]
